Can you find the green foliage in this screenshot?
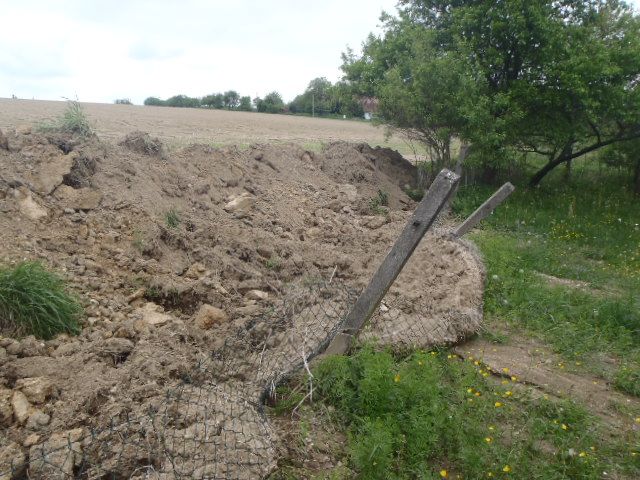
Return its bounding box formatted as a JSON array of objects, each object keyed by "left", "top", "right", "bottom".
[
  {"left": 165, "top": 95, "right": 200, "bottom": 108},
  {"left": 201, "top": 93, "right": 224, "bottom": 109},
  {"left": 453, "top": 165, "right": 640, "bottom": 393},
  {"left": 39, "top": 100, "right": 94, "bottom": 138},
  {"left": 615, "top": 364, "right": 640, "bottom": 397},
  {"left": 288, "top": 78, "right": 364, "bottom": 118},
  {"left": 369, "top": 189, "right": 389, "bottom": 214},
  {"left": 238, "top": 96, "right": 253, "bottom": 111},
  {"left": 223, "top": 90, "right": 240, "bottom": 110},
  {"left": 312, "top": 345, "right": 628, "bottom": 479},
  {"left": 0, "top": 261, "right": 82, "bottom": 339},
  {"left": 144, "top": 97, "right": 165, "bottom": 106},
  {"left": 255, "top": 92, "right": 286, "bottom": 114},
  {"left": 114, "top": 98, "right": 133, "bottom": 105},
  {"left": 343, "top": 0, "right": 640, "bottom": 185},
  {"left": 164, "top": 209, "right": 181, "bottom": 229},
  {"left": 403, "top": 186, "right": 424, "bottom": 202}
]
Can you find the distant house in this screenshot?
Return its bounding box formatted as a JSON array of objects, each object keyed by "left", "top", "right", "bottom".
[{"left": 360, "top": 97, "right": 379, "bottom": 120}]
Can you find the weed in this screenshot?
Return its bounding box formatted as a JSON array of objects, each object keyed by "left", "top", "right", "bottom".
[
  {"left": 265, "top": 256, "right": 282, "bottom": 271},
  {"left": 369, "top": 190, "right": 389, "bottom": 215},
  {"left": 404, "top": 186, "right": 425, "bottom": 202},
  {"left": 308, "top": 345, "right": 638, "bottom": 479},
  {"left": 0, "top": 261, "right": 82, "bottom": 339},
  {"left": 38, "top": 99, "right": 94, "bottom": 138},
  {"left": 615, "top": 365, "right": 640, "bottom": 397},
  {"left": 164, "top": 209, "right": 181, "bottom": 229}
]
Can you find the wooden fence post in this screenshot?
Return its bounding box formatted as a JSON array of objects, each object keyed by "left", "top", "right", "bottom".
[
  {"left": 324, "top": 169, "right": 460, "bottom": 356},
  {"left": 452, "top": 182, "right": 515, "bottom": 238}
]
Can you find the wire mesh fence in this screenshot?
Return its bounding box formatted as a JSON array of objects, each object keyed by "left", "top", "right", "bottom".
[{"left": 1, "top": 279, "right": 357, "bottom": 480}]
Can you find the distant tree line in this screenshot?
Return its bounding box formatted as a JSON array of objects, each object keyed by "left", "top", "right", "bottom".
[{"left": 142, "top": 80, "right": 365, "bottom": 118}]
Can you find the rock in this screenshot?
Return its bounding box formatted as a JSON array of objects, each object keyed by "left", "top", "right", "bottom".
[
  {"left": 11, "top": 391, "right": 31, "bottom": 425},
  {"left": 19, "top": 336, "right": 47, "bottom": 357},
  {"left": 15, "top": 377, "right": 56, "bottom": 404},
  {"left": 338, "top": 184, "right": 358, "bottom": 202},
  {"left": 126, "top": 287, "right": 146, "bottom": 303},
  {"left": 185, "top": 262, "right": 207, "bottom": 279},
  {"left": 53, "top": 185, "right": 102, "bottom": 210},
  {"left": 0, "top": 389, "right": 13, "bottom": 426},
  {"left": 14, "top": 187, "right": 48, "bottom": 220},
  {"left": 26, "top": 410, "right": 50, "bottom": 430},
  {"left": 137, "top": 302, "right": 171, "bottom": 326},
  {"left": 52, "top": 342, "right": 80, "bottom": 358},
  {"left": 224, "top": 193, "right": 255, "bottom": 215},
  {"left": 99, "top": 338, "right": 134, "bottom": 358},
  {"left": 23, "top": 434, "right": 40, "bottom": 448},
  {"left": 246, "top": 290, "right": 269, "bottom": 301},
  {"left": 0, "top": 129, "right": 8, "bottom": 150},
  {"left": 29, "top": 428, "right": 84, "bottom": 478},
  {"left": 0, "top": 441, "right": 26, "bottom": 480},
  {"left": 365, "top": 215, "right": 389, "bottom": 230},
  {"left": 5, "top": 340, "right": 21, "bottom": 356},
  {"left": 31, "top": 154, "right": 74, "bottom": 195},
  {"left": 194, "top": 304, "right": 228, "bottom": 330},
  {"left": 16, "top": 124, "right": 32, "bottom": 135},
  {"left": 234, "top": 304, "right": 262, "bottom": 317}
]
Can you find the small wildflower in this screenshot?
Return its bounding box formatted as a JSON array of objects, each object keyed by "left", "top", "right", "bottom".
[
  {"left": 475, "top": 392, "right": 481, "bottom": 397},
  {"left": 635, "top": 417, "right": 640, "bottom": 424},
  {"left": 418, "top": 360, "right": 424, "bottom": 366},
  {"left": 504, "top": 391, "right": 513, "bottom": 397},
  {"left": 502, "top": 465, "right": 511, "bottom": 473},
  {"left": 579, "top": 452, "right": 587, "bottom": 458},
  {"left": 494, "top": 402, "right": 503, "bottom": 408},
  {"left": 467, "top": 388, "right": 474, "bottom": 394},
  {"left": 510, "top": 376, "right": 517, "bottom": 382},
  {"left": 485, "top": 437, "right": 493, "bottom": 443},
  {"left": 394, "top": 374, "right": 401, "bottom": 383},
  {"left": 488, "top": 425, "right": 495, "bottom": 431},
  {"left": 440, "top": 469, "right": 448, "bottom": 478},
  {"left": 561, "top": 424, "right": 568, "bottom": 430},
  {"left": 474, "top": 361, "right": 480, "bottom": 366},
  {"left": 487, "top": 473, "right": 493, "bottom": 478},
  {"left": 502, "top": 367, "right": 510, "bottom": 373},
  {"left": 482, "top": 372, "right": 489, "bottom": 377}
]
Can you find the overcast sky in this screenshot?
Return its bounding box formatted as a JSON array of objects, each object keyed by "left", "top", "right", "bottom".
[
  {"left": 0, "top": 0, "right": 398, "bottom": 104},
  {"left": 1, "top": 0, "right": 639, "bottom": 105}
]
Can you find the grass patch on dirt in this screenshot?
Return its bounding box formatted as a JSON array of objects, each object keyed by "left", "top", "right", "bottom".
[
  {"left": 453, "top": 168, "right": 640, "bottom": 396},
  {"left": 273, "top": 345, "right": 639, "bottom": 479},
  {"left": 37, "top": 99, "right": 94, "bottom": 138},
  {"left": 0, "top": 261, "right": 82, "bottom": 339}
]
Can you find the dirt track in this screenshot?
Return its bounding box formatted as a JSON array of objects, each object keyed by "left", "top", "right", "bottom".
[{"left": 0, "top": 99, "right": 407, "bottom": 151}]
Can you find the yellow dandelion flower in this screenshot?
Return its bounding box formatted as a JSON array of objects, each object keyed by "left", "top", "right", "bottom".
[
  {"left": 474, "top": 361, "right": 480, "bottom": 366},
  {"left": 482, "top": 372, "right": 489, "bottom": 377},
  {"left": 561, "top": 424, "right": 568, "bottom": 430},
  {"left": 487, "top": 473, "right": 493, "bottom": 478},
  {"left": 590, "top": 446, "right": 596, "bottom": 451},
  {"left": 485, "top": 437, "right": 493, "bottom": 443},
  {"left": 510, "top": 376, "right": 517, "bottom": 382},
  {"left": 475, "top": 392, "right": 481, "bottom": 397},
  {"left": 418, "top": 361, "right": 424, "bottom": 366},
  {"left": 440, "top": 469, "right": 448, "bottom": 478},
  {"left": 502, "top": 367, "right": 510, "bottom": 373},
  {"left": 494, "top": 402, "right": 503, "bottom": 408},
  {"left": 467, "top": 388, "right": 474, "bottom": 394},
  {"left": 502, "top": 465, "right": 511, "bottom": 473},
  {"left": 488, "top": 425, "right": 495, "bottom": 431},
  {"left": 504, "top": 391, "right": 513, "bottom": 397},
  {"left": 501, "top": 380, "right": 509, "bottom": 385},
  {"left": 394, "top": 374, "right": 401, "bottom": 383},
  {"left": 579, "top": 452, "right": 587, "bottom": 458},
  {"left": 430, "top": 351, "right": 437, "bottom": 356},
  {"left": 635, "top": 417, "right": 640, "bottom": 424}
]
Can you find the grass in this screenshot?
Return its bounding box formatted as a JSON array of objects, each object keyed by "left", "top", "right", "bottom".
[
  {"left": 164, "top": 208, "right": 181, "bottom": 229},
  {"left": 0, "top": 261, "right": 82, "bottom": 339},
  {"left": 37, "top": 99, "right": 94, "bottom": 138},
  {"left": 453, "top": 165, "right": 640, "bottom": 395},
  {"left": 273, "top": 345, "right": 639, "bottom": 479}
]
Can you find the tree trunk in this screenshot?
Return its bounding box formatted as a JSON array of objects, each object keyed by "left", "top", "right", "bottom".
[{"left": 634, "top": 157, "right": 640, "bottom": 195}]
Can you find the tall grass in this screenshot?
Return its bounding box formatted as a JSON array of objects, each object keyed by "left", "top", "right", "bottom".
[
  {"left": 37, "top": 99, "right": 94, "bottom": 138},
  {"left": 0, "top": 262, "right": 82, "bottom": 339}
]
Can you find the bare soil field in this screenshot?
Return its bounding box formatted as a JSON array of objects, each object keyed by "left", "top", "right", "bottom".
[{"left": 0, "top": 99, "right": 408, "bottom": 152}]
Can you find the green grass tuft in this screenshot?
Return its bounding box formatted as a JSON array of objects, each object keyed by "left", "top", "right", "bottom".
[
  {"left": 164, "top": 208, "right": 181, "bottom": 229},
  {"left": 0, "top": 261, "right": 82, "bottom": 339},
  {"left": 38, "top": 99, "right": 94, "bottom": 138}
]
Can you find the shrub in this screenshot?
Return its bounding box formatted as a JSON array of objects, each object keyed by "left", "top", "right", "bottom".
[
  {"left": 0, "top": 261, "right": 82, "bottom": 339},
  {"left": 165, "top": 209, "right": 181, "bottom": 229},
  {"left": 114, "top": 98, "right": 133, "bottom": 105}
]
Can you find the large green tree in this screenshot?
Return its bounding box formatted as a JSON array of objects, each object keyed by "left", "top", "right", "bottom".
[{"left": 343, "top": 0, "right": 640, "bottom": 185}]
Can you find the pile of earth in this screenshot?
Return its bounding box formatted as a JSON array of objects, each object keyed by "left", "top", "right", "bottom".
[{"left": 0, "top": 126, "right": 484, "bottom": 479}]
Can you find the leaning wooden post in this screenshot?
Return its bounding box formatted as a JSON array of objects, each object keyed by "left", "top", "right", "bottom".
[
  {"left": 324, "top": 169, "right": 460, "bottom": 356},
  {"left": 452, "top": 182, "right": 515, "bottom": 238}
]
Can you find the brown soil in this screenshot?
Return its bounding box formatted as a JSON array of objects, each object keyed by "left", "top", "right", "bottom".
[{"left": 0, "top": 125, "right": 484, "bottom": 479}]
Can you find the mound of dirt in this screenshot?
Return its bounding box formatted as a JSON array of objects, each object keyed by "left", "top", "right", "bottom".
[
  {"left": 119, "top": 130, "right": 166, "bottom": 157},
  {"left": 0, "top": 128, "right": 484, "bottom": 479}
]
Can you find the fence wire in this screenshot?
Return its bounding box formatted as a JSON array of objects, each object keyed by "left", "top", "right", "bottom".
[{"left": 1, "top": 279, "right": 357, "bottom": 480}]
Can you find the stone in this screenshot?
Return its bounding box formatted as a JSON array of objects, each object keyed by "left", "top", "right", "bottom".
[
  {"left": 23, "top": 434, "right": 40, "bottom": 448},
  {"left": 137, "top": 302, "right": 171, "bottom": 326},
  {"left": 99, "top": 338, "right": 134, "bottom": 358},
  {"left": 194, "top": 304, "right": 228, "bottom": 330},
  {"left": 0, "top": 129, "right": 8, "bottom": 150},
  {"left": 0, "top": 389, "right": 13, "bottom": 426},
  {"left": 365, "top": 215, "right": 389, "bottom": 230},
  {"left": 26, "top": 410, "right": 51, "bottom": 430},
  {"left": 31, "top": 154, "right": 74, "bottom": 195},
  {"left": 29, "top": 428, "right": 84, "bottom": 478},
  {"left": 53, "top": 185, "right": 102, "bottom": 210},
  {"left": 338, "top": 184, "right": 358, "bottom": 202},
  {"left": 5, "top": 340, "right": 21, "bottom": 356},
  {"left": 14, "top": 187, "right": 48, "bottom": 220},
  {"left": 185, "top": 262, "right": 207, "bottom": 279},
  {"left": 11, "top": 391, "right": 31, "bottom": 425},
  {"left": 15, "top": 377, "right": 56, "bottom": 404},
  {"left": 246, "top": 290, "right": 269, "bottom": 301},
  {"left": 0, "top": 441, "right": 26, "bottom": 480},
  {"left": 224, "top": 193, "right": 255, "bottom": 215}
]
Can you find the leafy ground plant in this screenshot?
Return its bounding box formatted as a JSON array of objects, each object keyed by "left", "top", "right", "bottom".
[
  {"left": 0, "top": 261, "right": 82, "bottom": 339},
  {"left": 164, "top": 208, "right": 181, "bottom": 229},
  {"left": 38, "top": 99, "right": 94, "bottom": 137},
  {"left": 304, "top": 345, "right": 639, "bottom": 479}
]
